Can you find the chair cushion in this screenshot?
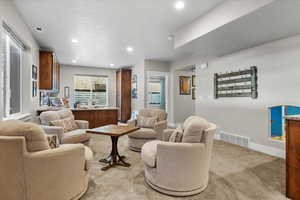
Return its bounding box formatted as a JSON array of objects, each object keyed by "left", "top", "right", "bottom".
[
  {"left": 40, "top": 111, "right": 60, "bottom": 125},
  {"left": 57, "top": 109, "right": 73, "bottom": 119},
  {"left": 128, "top": 128, "right": 157, "bottom": 139},
  {"left": 137, "top": 116, "right": 158, "bottom": 128},
  {"left": 84, "top": 146, "right": 93, "bottom": 171},
  {"left": 46, "top": 134, "right": 59, "bottom": 149},
  {"left": 141, "top": 140, "right": 162, "bottom": 168},
  {"left": 39, "top": 109, "right": 74, "bottom": 125},
  {"left": 0, "top": 120, "right": 50, "bottom": 152},
  {"left": 61, "top": 129, "right": 90, "bottom": 144},
  {"left": 182, "top": 116, "right": 210, "bottom": 143},
  {"left": 182, "top": 116, "right": 199, "bottom": 130},
  {"left": 50, "top": 116, "right": 79, "bottom": 133},
  {"left": 169, "top": 127, "right": 183, "bottom": 143},
  {"left": 139, "top": 108, "right": 167, "bottom": 121}
]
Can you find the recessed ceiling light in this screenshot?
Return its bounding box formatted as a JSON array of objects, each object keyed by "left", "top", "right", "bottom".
[
  {"left": 174, "top": 1, "right": 185, "bottom": 10},
  {"left": 34, "top": 26, "right": 43, "bottom": 33},
  {"left": 126, "top": 46, "right": 134, "bottom": 52},
  {"left": 72, "top": 59, "right": 77, "bottom": 63},
  {"left": 110, "top": 64, "right": 115, "bottom": 67},
  {"left": 71, "top": 38, "right": 78, "bottom": 43}
]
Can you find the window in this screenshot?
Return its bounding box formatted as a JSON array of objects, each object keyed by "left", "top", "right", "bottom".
[
  {"left": 149, "top": 81, "right": 161, "bottom": 105},
  {"left": 73, "top": 75, "right": 108, "bottom": 106},
  {"left": 269, "top": 105, "right": 300, "bottom": 142},
  {"left": 3, "top": 34, "right": 22, "bottom": 117}
]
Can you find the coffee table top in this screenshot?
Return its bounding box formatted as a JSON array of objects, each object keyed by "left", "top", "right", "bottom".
[{"left": 87, "top": 125, "right": 139, "bottom": 136}]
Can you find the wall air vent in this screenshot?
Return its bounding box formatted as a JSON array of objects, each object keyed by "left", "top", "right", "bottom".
[{"left": 219, "top": 131, "right": 249, "bottom": 148}]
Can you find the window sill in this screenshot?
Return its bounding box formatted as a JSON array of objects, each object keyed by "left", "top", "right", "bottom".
[
  {"left": 269, "top": 138, "right": 286, "bottom": 143},
  {"left": 3, "top": 113, "right": 32, "bottom": 121}
]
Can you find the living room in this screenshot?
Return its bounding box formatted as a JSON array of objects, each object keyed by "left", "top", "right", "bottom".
[{"left": 0, "top": 0, "right": 299, "bottom": 199}]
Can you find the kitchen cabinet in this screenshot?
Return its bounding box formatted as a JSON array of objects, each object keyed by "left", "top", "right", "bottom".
[
  {"left": 116, "top": 69, "right": 132, "bottom": 122},
  {"left": 286, "top": 117, "right": 300, "bottom": 199},
  {"left": 39, "top": 51, "right": 60, "bottom": 92},
  {"left": 72, "top": 108, "right": 118, "bottom": 128}
]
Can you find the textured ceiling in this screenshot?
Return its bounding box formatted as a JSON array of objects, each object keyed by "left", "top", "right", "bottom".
[{"left": 13, "top": 0, "right": 224, "bottom": 68}]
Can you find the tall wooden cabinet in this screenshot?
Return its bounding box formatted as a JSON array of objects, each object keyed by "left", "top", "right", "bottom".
[
  {"left": 116, "top": 69, "right": 132, "bottom": 122},
  {"left": 286, "top": 118, "right": 300, "bottom": 200},
  {"left": 39, "top": 51, "right": 60, "bottom": 92}
]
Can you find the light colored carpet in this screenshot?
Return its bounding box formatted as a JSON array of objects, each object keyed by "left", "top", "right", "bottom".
[{"left": 81, "top": 134, "right": 286, "bottom": 200}]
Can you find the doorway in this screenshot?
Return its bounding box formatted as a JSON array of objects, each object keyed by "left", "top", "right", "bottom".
[{"left": 147, "top": 71, "right": 168, "bottom": 112}]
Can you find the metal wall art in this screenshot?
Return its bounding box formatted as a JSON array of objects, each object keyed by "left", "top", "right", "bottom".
[{"left": 214, "top": 66, "right": 258, "bottom": 99}]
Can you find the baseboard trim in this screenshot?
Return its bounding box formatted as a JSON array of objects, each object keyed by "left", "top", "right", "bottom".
[
  {"left": 214, "top": 133, "right": 285, "bottom": 159},
  {"left": 249, "top": 142, "right": 285, "bottom": 159}
]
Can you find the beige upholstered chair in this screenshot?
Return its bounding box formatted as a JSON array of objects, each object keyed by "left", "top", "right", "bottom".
[
  {"left": 39, "top": 109, "right": 90, "bottom": 144},
  {"left": 141, "top": 116, "right": 217, "bottom": 196},
  {"left": 0, "top": 120, "right": 93, "bottom": 200},
  {"left": 127, "top": 108, "right": 167, "bottom": 151}
]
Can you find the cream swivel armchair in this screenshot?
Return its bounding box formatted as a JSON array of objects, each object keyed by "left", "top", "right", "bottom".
[
  {"left": 127, "top": 108, "right": 167, "bottom": 151},
  {"left": 141, "top": 116, "right": 217, "bottom": 196},
  {"left": 39, "top": 109, "right": 90, "bottom": 144},
  {"left": 0, "top": 120, "right": 93, "bottom": 200}
]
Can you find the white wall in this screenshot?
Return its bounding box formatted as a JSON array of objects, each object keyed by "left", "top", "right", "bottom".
[
  {"left": 0, "top": 0, "right": 40, "bottom": 120},
  {"left": 131, "top": 60, "right": 146, "bottom": 112},
  {"left": 172, "top": 70, "right": 195, "bottom": 124},
  {"left": 59, "top": 65, "right": 117, "bottom": 107},
  {"left": 171, "top": 34, "right": 300, "bottom": 150},
  {"left": 169, "top": 61, "right": 198, "bottom": 125},
  {"left": 144, "top": 59, "right": 171, "bottom": 113},
  {"left": 131, "top": 59, "right": 172, "bottom": 118},
  {"left": 144, "top": 59, "right": 170, "bottom": 72}
]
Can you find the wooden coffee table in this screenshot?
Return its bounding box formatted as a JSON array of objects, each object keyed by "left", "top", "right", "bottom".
[{"left": 87, "top": 125, "right": 139, "bottom": 171}]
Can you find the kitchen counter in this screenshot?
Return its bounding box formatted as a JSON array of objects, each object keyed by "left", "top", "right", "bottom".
[
  {"left": 36, "top": 107, "right": 119, "bottom": 128},
  {"left": 71, "top": 107, "right": 118, "bottom": 111},
  {"left": 37, "top": 106, "right": 118, "bottom": 113},
  {"left": 72, "top": 108, "right": 118, "bottom": 128}
]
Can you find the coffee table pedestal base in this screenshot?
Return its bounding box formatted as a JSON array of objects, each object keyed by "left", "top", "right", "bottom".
[{"left": 99, "top": 136, "right": 131, "bottom": 171}]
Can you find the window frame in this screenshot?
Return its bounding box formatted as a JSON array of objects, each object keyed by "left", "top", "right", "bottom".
[
  {"left": 73, "top": 75, "right": 109, "bottom": 107},
  {"left": 3, "top": 34, "right": 23, "bottom": 118}
]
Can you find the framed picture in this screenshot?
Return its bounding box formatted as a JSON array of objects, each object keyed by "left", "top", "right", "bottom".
[
  {"left": 179, "top": 76, "right": 191, "bottom": 95},
  {"left": 192, "top": 88, "right": 196, "bottom": 100},
  {"left": 32, "top": 81, "right": 37, "bottom": 97},
  {"left": 32, "top": 65, "right": 37, "bottom": 80},
  {"left": 192, "top": 75, "right": 196, "bottom": 87},
  {"left": 132, "top": 74, "right": 138, "bottom": 99}
]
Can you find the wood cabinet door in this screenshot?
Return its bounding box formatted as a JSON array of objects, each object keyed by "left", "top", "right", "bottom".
[
  {"left": 116, "top": 71, "right": 121, "bottom": 121},
  {"left": 39, "top": 51, "right": 53, "bottom": 90},
  {"left": 72, "top": 110, "right": 95, "bottom": 129},
  {"left": 287, "top": 165, "right": 300, "bottom": 199},
  {"left": 286, "top": 120, "right": 300, "bottom": 167},
  {"left": 121, "top": 69, "right": 131, "bottom": 122},
  {"left": 286, "top": 120, "right": 300, "bottom": 199}
]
